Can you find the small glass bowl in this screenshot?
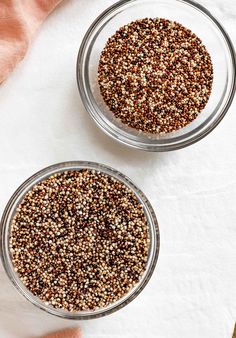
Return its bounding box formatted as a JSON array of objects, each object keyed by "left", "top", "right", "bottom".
[
  {"left": 0, "top": 161, "right": 159, "bottom": 320},
  {"left": 77, "top": 0, "right": 236, "bottom": 152}
]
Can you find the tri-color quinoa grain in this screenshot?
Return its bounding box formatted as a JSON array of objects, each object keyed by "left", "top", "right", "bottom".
[
  {"left": 10, "top": 170, "right": 149, "bottom": 312},
  {"left": 98, "top": 18, "right": 213, "bottom": 134}
]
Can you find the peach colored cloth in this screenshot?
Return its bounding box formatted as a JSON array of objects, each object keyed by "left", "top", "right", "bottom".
[
  {"left": 42, "top": 328, "right": 81, "bottom": 338},
  {"left": 0, "top": 0, "right": 62, "bottom": 83}
]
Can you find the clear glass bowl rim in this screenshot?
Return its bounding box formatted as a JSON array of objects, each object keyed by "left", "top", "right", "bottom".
[
  {"left": 0, "top": 161, "right": 160, "bottom": 320},
  {"left": 76, "top": 0, "right": 236, "bottom": 152}
]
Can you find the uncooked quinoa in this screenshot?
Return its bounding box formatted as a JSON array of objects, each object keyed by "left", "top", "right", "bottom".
[
  {"left": 98, "top": 18, "right": 213, "bottom": 134},
  {"left": 10, "top": 170, "right": 149, "bottom": 312}
]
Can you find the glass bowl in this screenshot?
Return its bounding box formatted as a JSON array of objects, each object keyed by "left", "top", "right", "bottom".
[
  {"left": 0, "top": 161, "right": 160, "bottom": 320},
  {"left": 77, "top": 0, "right": 236, "bottom": 152}
]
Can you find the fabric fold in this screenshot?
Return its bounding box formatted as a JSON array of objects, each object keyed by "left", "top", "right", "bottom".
[{"left": 0, "top": 0, "right": 62, "bottom": 83}]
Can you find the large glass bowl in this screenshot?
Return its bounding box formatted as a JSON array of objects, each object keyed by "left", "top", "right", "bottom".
[
  {"left": 77, "top": 0, "right": 236, "bottom": 151},
  {"left": 0, "top": 161, "right": 160, "bottom": 319}
]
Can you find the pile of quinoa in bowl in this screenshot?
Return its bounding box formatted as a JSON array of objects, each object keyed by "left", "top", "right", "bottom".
[
  {"left": 77, "top": 0, "right": 236, "bottom": 151},
  {"left": 98, "top": 18, "right": 213, "bottom": 135},
  {"left": 1, "top": 162, "right": 159, "bottom": 319}
]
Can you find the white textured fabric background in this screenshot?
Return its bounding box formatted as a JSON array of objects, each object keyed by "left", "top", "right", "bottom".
[{"left": 0, "top": 1, "right": 236, "bottom": 337}]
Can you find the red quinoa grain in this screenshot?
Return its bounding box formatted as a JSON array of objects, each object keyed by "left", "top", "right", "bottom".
[{"left": 98, "top": 18, "right": 213, "bottom": 134}]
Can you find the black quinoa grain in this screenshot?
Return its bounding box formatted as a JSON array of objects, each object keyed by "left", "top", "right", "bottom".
[
  {"left": 98, "top": 18, "right": 213, "bottom": 134},
  {"left": 10, "top": 170, "right": 150, "bottom": 312}
]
